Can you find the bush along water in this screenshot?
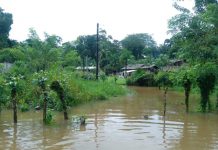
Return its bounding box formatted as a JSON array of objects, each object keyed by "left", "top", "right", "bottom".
[
  {"left": 0, "top": 66, "right": 126, "bottom": 123},
  {"left": 5, "top": 75, "right": 24, "bottom": 123},
  {"left": 50, "top": 80, "right": 68, "bottom": 120},
  {"left": 45, "top": 109, "right": 54, "bottom": 125},
  {"left": 33, "top": 71, "right": 49, "bottom": 124},
  {"left": 196, "top": 63, "right": 217, "bottom": 112},
  {"left": 174, "top": 66, "right": 195, "bottom": 113},
  {"left": 126, "top": 69, "right": 156, "bottom": 86}
]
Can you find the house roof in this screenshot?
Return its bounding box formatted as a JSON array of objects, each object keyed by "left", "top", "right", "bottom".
[
  {"left": 121, "top": 64, "right": 145, "bottom": 70},
  {"left": 122, "top": 64, "right": 158, "bottom": 70},
  {"left": 76, "top": 66, "right": 96, "bottom": 70}
]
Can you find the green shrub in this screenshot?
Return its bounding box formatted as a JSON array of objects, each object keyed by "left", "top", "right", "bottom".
[
  {"left": 45, "top": 109, "right": 54, "bottom": 124},
  {"left": 126, "top": 69, "right": 156, "bottom": 86},
  {"left": 20, "top": 103, "right": 29, "bottom": 112}
]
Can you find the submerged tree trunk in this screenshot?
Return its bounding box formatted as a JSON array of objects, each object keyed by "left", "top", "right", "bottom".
[
  {"left": 185, "top": 92, "right": 189, "bottom": 113},
  {"left": 41, "top": 82, "right": 48, "bottom": 124},
  {"left": 163, "top": 87, "right": 168, "bottom": 117},
  {"left": 43, "top": 90, "right": 47, "bottom": 123},
  {"left": 184, "top": 79, "right": 191, "bottom": 113},
  {"left": 60, "top": 92, "right": 68, "bottom": 120},
  {"left": 11, "top": 87, "right": 17, "bottom": 123},
  {"left": 197, "top": 73, "right": 216, "bottom": 112},
  {"left": 162, "top": 115, "right": 166, "bottom": 144},
  {"left": 200, "top": 90, "right": 209, "bottom": 112},
  {"left": 50, "top": 81, "right": 68, "bottom": 120}
]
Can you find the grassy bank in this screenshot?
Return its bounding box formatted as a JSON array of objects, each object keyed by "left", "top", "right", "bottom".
[
  {"left": 64, "top": 76, "right": 127, "bottom": 106},
  {"left": 0, "top": 69, "right": 127, "bottom": 112}
]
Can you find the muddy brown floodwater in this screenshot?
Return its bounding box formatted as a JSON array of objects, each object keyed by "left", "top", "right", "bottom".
[{"left": 1, "top": 87, "right": 218, "bottom": 150}]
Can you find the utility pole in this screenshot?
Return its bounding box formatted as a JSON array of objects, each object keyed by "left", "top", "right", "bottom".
[{"left": 96, "top": 23, "right": 99, "bottom": 80}]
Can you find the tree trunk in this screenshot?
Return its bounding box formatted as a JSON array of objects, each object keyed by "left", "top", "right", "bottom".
[
  {"left": 216, "top": 93, "right": 218, "bottom": 109},
  {"left": 43, "top": 90, "right": 47, "bottom": 123},
  {"left": 82, "top": 57, "right": 85, "bottom": 72},
  {"left": 184, "top": 79, "right": 191, "bottom": 113},
  {"left": 59, "top": 92, "right": 68, "bottom": 120},
  {"left": 185, "top": 92, "right": 189, "bottom": 113},
  {"left": 11, "top": 88, "right": 17, "bottom": 123},
  {"left": 200, "top": 90, "right": 209, "bottom": 112},
  {"left": 163, "top": 87, "right": 168, "bottom": 117},
  {"left": 208, "top": 98, "right": 212, "bottom": 112}
]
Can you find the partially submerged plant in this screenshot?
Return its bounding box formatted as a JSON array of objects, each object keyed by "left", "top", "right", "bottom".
[
  {"left": 72, "top": 115, "right": 87, "bottom": 125},
  {"left": 50, "top": 80, "right": 68, "bottom": 120},
  {"left": 5, "top": 75, "right": 24, "bottom": 123},
  {"left": 33, "top": 71, "right": 49, "bottom": 123},
  {"left": 45, "top": 109, "right": 54, "bottom": 124}
]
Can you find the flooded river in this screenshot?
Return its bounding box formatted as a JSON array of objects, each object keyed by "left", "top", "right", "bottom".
[{"left": 1, "top": 87, "right": 218, "bottom": 150}]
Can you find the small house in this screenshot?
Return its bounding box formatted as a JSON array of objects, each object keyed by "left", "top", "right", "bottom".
[{"left": 120, "top": 64, "right": 159, "bottom": 77}]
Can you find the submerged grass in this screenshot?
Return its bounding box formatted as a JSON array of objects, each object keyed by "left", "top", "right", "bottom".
[
  {"left": 40, "top": 69, "right": 128, "bottom": 108},
  {"left": 67, "top": 77, "right": 127, "bottom": 106}
]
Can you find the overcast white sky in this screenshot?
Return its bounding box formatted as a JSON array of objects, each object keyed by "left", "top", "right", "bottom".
[{"left": 0, "top": 0, "right": 194, "bottom": 45}]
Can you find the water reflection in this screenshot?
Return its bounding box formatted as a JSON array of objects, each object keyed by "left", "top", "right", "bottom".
[
  {"left": 162, "top": 118, "right": 167, "bottom": 149},
  {"left": 0, "top": 87, "right": 218, "bottom": 150},
  {"left": 13, "top": 125, "right": 17, "bottom": 149}
]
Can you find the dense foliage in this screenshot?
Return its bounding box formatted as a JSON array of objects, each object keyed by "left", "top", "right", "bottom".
[
  {"left": 0, "top": 7, "right": 14, "bottom": 49},
  {"left": 166, "top": 0, "right": 218, "bottom": 112},
  {"left": 126, "top": 69, "right": 156, "bottom": 86}
]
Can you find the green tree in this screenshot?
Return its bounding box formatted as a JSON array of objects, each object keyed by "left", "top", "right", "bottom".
[
  {"left": 24, "top": 29, "right": 62, "bottom": 72},
  {"left": 121, "top": 33, "right": 157, "bottom": 60},
  {"left": 196, "top": 63, "right": 216, "bottom": 112},
  {"left": 175, "top": 67, "right": 195, "bottom": 112},
  {"left": 119, "top": 48, "right": 133, "bottom": 76},
  {"left": 0, "top": 47, "right": 25, "bottom": 63},
  {"left": 194, "top": 0, "right": 217, "bottom": 13},
  {"left": 62, "top": 50, "right": 81, "bottom": 68},
  {"left": 0, "top": 7, "right": 13, "bottom": 49},
  {"left": 34, "top": 72, "right": 49, "bottom": 124},
  {"left": 168, "top": 2, "right": 218, "bottom": 63},
  {"left": 5, "top": 75, "right": 24, "bottom": 123},
  {"left": 62, "top": 41, "right": 76, "bottom": 54},
  {"left": 75, "top": 35, "right": 96, "bottom": 71},
  {"left": 75, "top": 30, "right": 123, "bottom": 74},
  {"left": 168, "top": 2, "right": 218, "bottom": 112},
  {"left": 155, "top": 54, "right": 169, "bottom": 67},
  {"left": 99, "top": 33, "right": 122, "bottom": 74}
]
